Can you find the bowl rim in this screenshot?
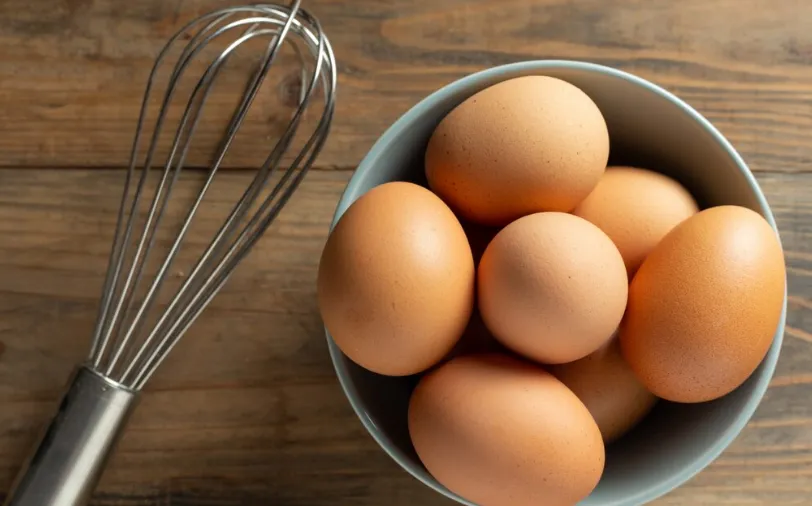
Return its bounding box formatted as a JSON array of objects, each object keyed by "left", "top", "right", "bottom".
[{"left": 323, "top": 59, "right": 788, "bottom": 506}]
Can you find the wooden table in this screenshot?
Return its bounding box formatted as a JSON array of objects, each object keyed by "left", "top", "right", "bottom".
[{"left": 1, "top": 1, "right": 810, "bottom": 504}]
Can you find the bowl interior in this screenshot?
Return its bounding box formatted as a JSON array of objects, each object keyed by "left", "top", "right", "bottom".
[{"left": 326, "top": 61, "right": 786, "bottom": 506}]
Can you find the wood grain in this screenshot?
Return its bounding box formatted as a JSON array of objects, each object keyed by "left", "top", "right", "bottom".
[
  {"left": 0, "top": 0, "right": 811, "bottom": 172},
  {"left": 2, "top": 0, "right": 812, "bottom": 504},
  {"left": 0, "top": 168, "right": 809, "bottom": 505}
]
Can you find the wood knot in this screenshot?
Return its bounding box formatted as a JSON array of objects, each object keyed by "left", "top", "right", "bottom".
[{"left": 278, "top": 71, "right": 304, "bottom": 109}]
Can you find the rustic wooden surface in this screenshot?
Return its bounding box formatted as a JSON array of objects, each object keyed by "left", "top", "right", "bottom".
[
  {"left": 0, "top": 0, "right": 811, "bottom": 505},
  {"left": 0, "top": 0, "right": 811, "bottom": 172}
]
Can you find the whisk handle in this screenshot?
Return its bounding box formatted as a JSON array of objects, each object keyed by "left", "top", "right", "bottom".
[{"left": 3, "top": 366, "right": 139, "bottom": 506}]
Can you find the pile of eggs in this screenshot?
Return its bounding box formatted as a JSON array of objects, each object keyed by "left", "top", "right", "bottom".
[{"left": 317, "top": 76, "right": 786, "bottom": 506}]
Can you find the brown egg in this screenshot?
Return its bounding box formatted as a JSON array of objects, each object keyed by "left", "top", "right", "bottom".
[
  {"left": 317, "top": 182, "right": 475, "bottom": 376},
  {"left": 409, "top": 354, "right": 604, "bottom": 506},
  {"left": 573, "top": 166, "right": 699, "bottom": 277},
  {"left": 620, "top": 206, "right": 786, "bottom": 403},
  {"left": 549, "top": 336, "right": 658, "bottom": 443},
  {"left": 425, "top": 75, "right": 609, "bottom": 226},
  {"left": 478, "top": 212, "right": 628, "bottom": 364}
]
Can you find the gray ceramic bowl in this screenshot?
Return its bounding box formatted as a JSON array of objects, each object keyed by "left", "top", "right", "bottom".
[{"left": 324, "top": 60, "right": 788, "bottom": 506}]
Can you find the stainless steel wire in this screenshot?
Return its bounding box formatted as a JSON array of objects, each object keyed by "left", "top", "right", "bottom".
[{"left": 85, "top": 1, "right": 337, "bottom": 390}]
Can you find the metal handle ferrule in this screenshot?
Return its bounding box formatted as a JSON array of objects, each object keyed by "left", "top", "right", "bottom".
[{"left": 3, "top": 366, "right": 139, "bottom": 506}]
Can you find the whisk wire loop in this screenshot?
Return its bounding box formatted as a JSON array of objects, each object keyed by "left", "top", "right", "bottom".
[
  {"left": 102, "top": 22, "right": 291, "bottom": 377},
  {"left": 132, "top": 14, "right": 336, "bottom": 389},
  {"left": 85, "top": 0, "right": 335, "bottom": 388}
]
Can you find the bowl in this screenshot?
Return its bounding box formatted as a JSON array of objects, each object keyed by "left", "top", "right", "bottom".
[{"left": 323, "top": 60, "right": 788, "bottom": 506}]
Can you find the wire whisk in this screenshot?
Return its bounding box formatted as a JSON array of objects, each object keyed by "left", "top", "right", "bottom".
[{"left": 3, "top": 2, "right": 336, "bottom": 505}]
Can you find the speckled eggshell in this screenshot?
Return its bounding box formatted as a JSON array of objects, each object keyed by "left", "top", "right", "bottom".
[
  {"left": 317, "top": 181, "right": 475, "bottom": 377},
  {"left": 620, "top": 205, "right": 786, "bottom": 403},
  {"left": 478, "top": 212, "right": 628, "bottom": 364},
  {"left": 549, "top": 336, "right": 658, "bottom": 443},
  {"left": 573, "top": 166, "right": 699, "bottom": 277},
  {"left": 425, "top": 75, "right": 609, "bottom": 226},
  {"left": 409, "top": 353, "right": 605, "bottom": 506}
]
